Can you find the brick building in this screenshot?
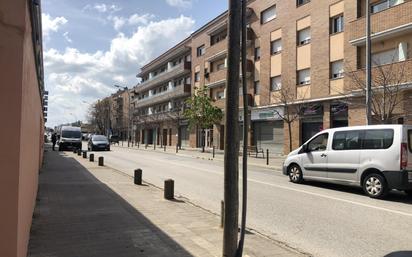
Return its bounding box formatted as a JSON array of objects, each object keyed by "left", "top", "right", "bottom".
[{"left": 132, "top": 0, "right": 412, "bottom": 154}]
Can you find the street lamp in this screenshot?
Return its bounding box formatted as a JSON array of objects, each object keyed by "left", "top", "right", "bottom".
[{"left": 114, "top": 84, "right": 131, "bottom": 147}]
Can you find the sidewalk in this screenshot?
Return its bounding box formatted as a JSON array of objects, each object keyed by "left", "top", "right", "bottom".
[
  {"left": 28, "top": 146, "right": 306, "bottom": 257},
  {"left": 113, "top": 142, "right": 285, "bottom": 171}
]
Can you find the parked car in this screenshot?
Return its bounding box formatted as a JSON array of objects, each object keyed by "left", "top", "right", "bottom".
[
  {"left": 283, "top": 125, "right": 412, "bottom": 199},
  {"left": 58, "top": 126, "right": 82, "bottom": 151},
  {"left": 109, "top": 135, "right": 120, "bottom": 144},
  {"left": 88, "top": 135, "right": 110, "bottom": 151}
]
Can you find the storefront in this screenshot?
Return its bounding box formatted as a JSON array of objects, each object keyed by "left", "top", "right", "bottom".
[
  {"left": 179, "top": 120, "right": 190, "bottom": 147},
  {"left": 331, "top": 102, "right": 348, "bottom": 128},
  {"left": 301, "top": 104, "right": 324, "bottom": 144},
  {"left": 251, "top": 107, "right": 284, "bottom": 154}
]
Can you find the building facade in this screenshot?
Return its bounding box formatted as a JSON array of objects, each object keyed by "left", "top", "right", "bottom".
[
  {"left": 132, "top": 38, "right": 192, "bottom": 147},
  {"left": 0, "top": 1, "right": 45, "bottom": 256},
  {"left": 131, "top": 0, "right": 412, "bottom": 154},
  {"left": 110, "top": 89, "right": 130, "bottom": 140}
]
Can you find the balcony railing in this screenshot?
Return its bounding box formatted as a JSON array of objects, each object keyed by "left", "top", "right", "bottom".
[
  {"left": 348, "top": 1, "right": 412, "bottom": 43},
  {"left": 134, "top": 84, "right": 191, "bottom": 108},
  {"left": 213, "top": 94, "right": 253, "bottom": 110},
  {"left": 135, "top": 61, "right": 191, "bottom": 93}
]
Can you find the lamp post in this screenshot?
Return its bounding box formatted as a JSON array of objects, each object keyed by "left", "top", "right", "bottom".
[
  {"left": 365, "top": 0, "right": 372, "bottom": 125},
  {"left": 114, "top": 85, "right": 131, "bottom": 147}
]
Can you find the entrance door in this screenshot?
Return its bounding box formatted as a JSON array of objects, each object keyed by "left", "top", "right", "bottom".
[
  {"left": 300, "top": 132, "right": 329, "bottom": 179},
  {"left": 163, "top": 129, "right": 168, "bottom": 146}
]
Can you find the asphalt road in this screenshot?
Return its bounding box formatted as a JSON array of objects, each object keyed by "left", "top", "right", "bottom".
[{"left": 85, "top": 144, "right": 412, "bottom": 257}]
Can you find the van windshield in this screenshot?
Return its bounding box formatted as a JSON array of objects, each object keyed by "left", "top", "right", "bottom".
[
  {"left": 62, "top": 131, "right": 81, "bottom": 138},
  {"left": 409, "top": 130, "right": 412, "bottom": 153}
]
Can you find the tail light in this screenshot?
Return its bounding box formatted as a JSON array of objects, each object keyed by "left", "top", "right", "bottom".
[{"left": 401, "top": 143, "right": 408, "bottom": 170}]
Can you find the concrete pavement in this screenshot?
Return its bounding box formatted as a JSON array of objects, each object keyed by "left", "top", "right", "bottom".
[
  {"left": 89, "top": 144, "right": 412, "bottom": 257},
  {"left": 28, "top": 145, "right": 307, "bottom": 257}
]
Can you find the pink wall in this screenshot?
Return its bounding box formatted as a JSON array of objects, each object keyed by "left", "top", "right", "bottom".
[{"left": 0, "top": 1, "right": 44, "bottom": 257}]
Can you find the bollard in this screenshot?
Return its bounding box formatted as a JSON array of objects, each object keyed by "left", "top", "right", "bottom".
[
  {"left": 145, "top": 144, "right": 148, "bottom": 149},
  {"left": 89, "top": 153, "right": 94, "bottom": 162},
  {"left": 220, "top": 200, "right": 225, "bottom": 228},
  {"left": 164, "top": 145, "right": 166, "bottom": 152},
  {"left": 134, "top": 169, "right": 142, "bottom": 185},
  {"left": 82, "top": 151, "right": 87, "bottom": 159},
  {"left": 213, "top": 146, "right": 215, "bottom": 158},
  {"left": 77, "top": 149, "right": 81, "bottom": 156},
  {"left": 138, "top": 142, "right": 140, "bottom": 148},
  {"left": 266, "top": 149, "right": 269, "bottom": 165},
  {"left": 98, "top": 156, "right": 104, "bottom": 166},
  {"left": 164, "top": 179, "right": 174, "bottom": 200},
  {"left": 176, "top": 144, "right": 178, "bottom": 153},
  {"left": 122, "top": 141, "right": 124, "bottom": 147},
  {"left": 73, "top": 148, "right": 77, "bottom": 154}
]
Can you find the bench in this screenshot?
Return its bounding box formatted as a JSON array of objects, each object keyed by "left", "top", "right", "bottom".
[{"left": 246, "top": 146, "right": 265, "bottom": 158}]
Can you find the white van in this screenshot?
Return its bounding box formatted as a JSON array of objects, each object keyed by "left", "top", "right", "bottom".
[
  {"left": 283, "top": 125, "right": 412, "bottom": 198},
  {"left": 58, "top": 126, "right": 82, "bottom": 151}
]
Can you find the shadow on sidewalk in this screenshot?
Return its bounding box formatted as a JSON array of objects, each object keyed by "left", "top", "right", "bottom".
[{"left": 28, "top": 147, "right": 194, "bottom": 257}]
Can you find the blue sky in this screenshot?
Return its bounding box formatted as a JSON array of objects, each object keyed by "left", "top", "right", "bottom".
[{"left": 43, "top": 0, "right": 227, "bottom": 127}]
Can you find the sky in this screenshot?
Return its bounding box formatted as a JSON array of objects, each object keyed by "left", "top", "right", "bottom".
[{"left": 43, "top": 0, "right": 227, "bottom": 127}]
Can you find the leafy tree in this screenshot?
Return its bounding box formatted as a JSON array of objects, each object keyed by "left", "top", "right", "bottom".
[{"left": 184, "top": 87, "right": 223, "bottom": 152}]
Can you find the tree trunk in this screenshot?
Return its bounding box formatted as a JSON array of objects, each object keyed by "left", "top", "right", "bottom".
[
  {"left": 202, "top": 128, "right": 205, "bottom": 153},
  {"left": 288, "top": 121, "right": 292, "bottom": 153}
]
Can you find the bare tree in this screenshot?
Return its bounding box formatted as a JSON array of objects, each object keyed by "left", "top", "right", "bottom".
[
  {"left": 345, "top": 59, "right": 409, "bottom": 124},
  {"left": 88, "top": 98, "right": 111, "bottom": 135}
]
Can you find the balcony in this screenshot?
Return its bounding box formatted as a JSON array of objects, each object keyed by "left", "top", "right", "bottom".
[
  {"left": 212, "top": 94, "right": 253, "bottom": 110},
  {"left": 135, "top": 61, "right": 191, "bottom": 93},
  {"left": 348, "top": 1, "right": 412, "bottom": 44},
  {"left": 134, "top": 84, "right": 191, "bottom": 108}
]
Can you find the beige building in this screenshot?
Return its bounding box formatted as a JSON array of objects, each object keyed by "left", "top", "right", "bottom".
[
  {"left": 0, "top": 1, "right": 45, "bottom": 256},
  {"left": 132, "top": 0, "right": 412, "bottom": 154},
  {"left": 110, "top": 88, "right": 131, "bottom": 139}
]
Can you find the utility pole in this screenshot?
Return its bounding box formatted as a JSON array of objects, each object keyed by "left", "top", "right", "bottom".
[
  {"left": 237, "top": 0, "right": 248, "bottom": 256},
  {"left": 365, "top": 0, "right": 372, "bottom": 125},
  {"left": 223, "top": 0, "right": 241, "bottom": 256}
]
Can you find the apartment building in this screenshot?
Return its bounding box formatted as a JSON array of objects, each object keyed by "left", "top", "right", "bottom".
[
  {"left": 110, "top": 88, "right": 130, "bottom": 139},
  {"left": 132, "top": 0, "right": 412, "bottom": 154},
  {"left": 132, "top": 38, "right": 192, "bottom": 147},
  {"left": 0, "top": 1, "right": 45, "bottom": 256}
]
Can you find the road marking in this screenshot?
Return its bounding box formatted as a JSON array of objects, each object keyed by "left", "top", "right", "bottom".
[
  {"left": 104, "top": 148, "right": 412, "bottom": 218},
  {"left": 247, "top": 178, "right": 412, "bottom": 217}
]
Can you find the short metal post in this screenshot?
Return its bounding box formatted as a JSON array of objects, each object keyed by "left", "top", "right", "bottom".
[
  {"left": 77, "top": 149, "right": 81, "bottom": 156},
  {"left": 73, "top": 148, "right": 77, "bottom": 154},
  {"left": 134, "top": 169, "right": 142, "bottom": 185},
  {"left": 220, "top": 200, "right": 225, "bottom": 228},
  {"left": 122, "top": 140, "right": 124, "bottom": 147},
  {"left": 98, "top": 156, "right": 104, "bottom": 166},
  {"left": 176, "top": 144, "right": 178, "bottom": 153},
  {"left": 164, "top": 145, "right": 166, "bottom": 152},
  {"left": 138, "top": 142, "right": 140, "bottom": 148},
  {"left": 89, "top": 153, "right": 94, "bottom": 162},
  {"left": 145, "top": 144, "right": 148, "bottom": 149},
  {"left": 266, "top": 149, "right": 269, "bottom": 165},
  {"left": 164, "top": 179, "right": 174, "bottom": 200},
  {"left": 213, "top": 146, "right": 215, "bottom": 158},
  {"left": 82, "top": 151, "right": 87, "bottom": 159}
]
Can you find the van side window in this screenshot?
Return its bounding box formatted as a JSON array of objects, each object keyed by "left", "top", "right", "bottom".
[
  {"left": 332, "top": 130, "right": 361, "bottom": 150},
  {"left": 308, "top": 133, "right": 328, "bottom": 152},
  {"left": 362, "top": 129, "right": 394, "bottom": 149}
]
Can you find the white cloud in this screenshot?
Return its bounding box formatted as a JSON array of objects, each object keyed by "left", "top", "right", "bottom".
[
  {"left": 44, "top": 15, "right": 195, "bottom": 127},
  {"left": 110, "top": 13, "right": 156, "bottom": 31},
  {"left": 83, "top": 3, "right": 121, "bottom": 13},
  {"left": 42, "top": 13, "right": 68, "bottom": 38},
  {"left": 63, "top": 32, "right": 72, "bottom": 43},
  {"left": 166, "top": 0, "right": 193, "bottom": 8}
]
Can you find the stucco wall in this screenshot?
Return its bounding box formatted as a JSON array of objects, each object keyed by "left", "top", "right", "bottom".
[{"left": 0, "top": 1, "right": 44, "bottom": 257}]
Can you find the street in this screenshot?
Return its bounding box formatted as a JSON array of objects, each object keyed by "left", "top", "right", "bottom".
[{"left": 86, "top": 144, "right": 412, "bottom": 257}]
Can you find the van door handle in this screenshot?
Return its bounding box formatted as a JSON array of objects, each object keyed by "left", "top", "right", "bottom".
[{"left": 321, "top": 153, "right": 327, "bottom": 158}]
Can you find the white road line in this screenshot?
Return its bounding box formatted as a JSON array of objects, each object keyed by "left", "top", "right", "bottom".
[{"left": 106, "top": 149, "right": 412, "bottom": 218}]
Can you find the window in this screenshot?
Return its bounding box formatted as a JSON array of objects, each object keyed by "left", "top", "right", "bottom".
[
  {"left": 217, "top": 62, "right": 225, "bottom": 71},
  {"left": 185, "top": 76, "right": 191, "bottom": 84},
  {"left": 261, "top": 5, "right": 276, "bottom": 24},
  {"left": 271, "top": 39, "right": 282, "bottom": 55},
  {"left": 297, "top": 0, "right": 310, "bottom": 7},
  {"left": 297, "top": 27, "right": 311, "bottom": 46},
  {"left": 331, "top": 60, "right": 344, "bottom": 79},
  {"left": 197, "top": 45, "right": 205, "bottom": 57},
  {"left": 371, "top": 0, "right": 404, "bottom": 13},
  {"left": 254, "top": 81, "right": 260, "bottom": 95},
  {"left": 270, "top": 76, "right": 281, "bottom": 91},
  {"left": 331, "top": 15, "right": 344, "bottom": 34},
  {"left": 362, "top": 129, "right": 394, "bottom": 149},
  {"left": 194, "top": 72, "right": 200, "bottom": 82},
  {"left": 211, "top": 30, "right": 227, "bottom": 45},
  {"left": 254, "top": 47, "right": 261, "bottom": 61},
  {"left": 307, "top": 133, "right": 329, "bottom": 152},
  {"left": 217, "top": 90, "right": 225, "bottom": 99},
  {"left": 372, "top": 49, "right": 399, "bottom": 66},
  {"left": 332, "top": 131, "right": 361, "bottom": 150},
  {"left": 297, "top": 69, "right": 311, "bottom": 85}
]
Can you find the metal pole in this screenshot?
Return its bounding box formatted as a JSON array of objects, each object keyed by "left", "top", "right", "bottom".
[
  {"left": 266, "top": 149, "right": 269, "bottom": 166},
  {"left": 237, "top": 0, "right": 248, "bottom": 255},
  {"left": 366, "top": 0, "right": 372, "bottom": 125},
  {"left": 223, "top": 0, "right": 241, "bottom": 255}
]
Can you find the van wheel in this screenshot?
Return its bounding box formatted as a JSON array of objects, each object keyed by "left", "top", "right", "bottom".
[
  {"left": 404, "top": 190, "right": 412, "bottom": 197},
  {"left": 288, "top": 164, "right": 303, "bottom": 184},
  {"left": 363, "top": 173, "right": 388, "bottom": 199}
]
